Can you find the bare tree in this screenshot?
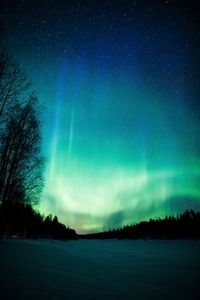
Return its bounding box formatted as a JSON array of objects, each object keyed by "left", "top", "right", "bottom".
[
  {"left": 0, "top": 51, "right": 30, "bottom": 120},
  {"left": 0, "top": 52, "right": 44, "bottom": 205}
]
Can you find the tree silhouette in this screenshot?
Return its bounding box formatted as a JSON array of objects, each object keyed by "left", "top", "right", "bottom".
[
  {"left": 0, "top": 93, "right": 44, "bottom": 204},
  {"left": 0, "top": 51, "right": 30, "bottom": 119},
  {"left": 0, "top": 48, "right": 44, "bottom": 205}
]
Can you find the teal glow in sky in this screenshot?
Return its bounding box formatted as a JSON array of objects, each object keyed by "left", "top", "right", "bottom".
[{"left": 2, "top": 0, "right": 200, "bottom": 233}]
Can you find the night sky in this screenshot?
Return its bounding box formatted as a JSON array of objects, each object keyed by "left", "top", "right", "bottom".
[{"left": 1, "top": 0, "right": 200, "bottom": 233}]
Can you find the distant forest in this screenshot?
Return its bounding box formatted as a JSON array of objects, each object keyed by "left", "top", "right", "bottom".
[
  {"left": 1, "top": 204, "right": 200, "bottom": 240},
  {"left": 83, "top": 209, "right": 200, "bottom": 240}
]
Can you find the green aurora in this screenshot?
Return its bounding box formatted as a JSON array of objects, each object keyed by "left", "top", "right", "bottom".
[
  {"left": 39, "top": 70, "right": 200, "bottom": 233},
  {"left": 2, "top": 0, "right": 200, "bottom": 233}
]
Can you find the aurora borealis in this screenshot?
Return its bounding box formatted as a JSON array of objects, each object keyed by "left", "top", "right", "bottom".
[{"left": 1, "top": 0, "right": 200, "bottom": 233}]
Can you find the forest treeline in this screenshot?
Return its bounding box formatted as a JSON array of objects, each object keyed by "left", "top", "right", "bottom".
[
  {"left": 1, "top": 205, "right": 199, "bottom": 240},
  {"left": 82, "top": 210, "right": 200, "bottom": 240},
  {"left": 0, "top": 202, "right": 77, "bottom": 239}
]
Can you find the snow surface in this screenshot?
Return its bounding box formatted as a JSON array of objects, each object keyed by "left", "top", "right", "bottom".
[{"left": 0, "top": 239, "right": 200, "bottom": 299}]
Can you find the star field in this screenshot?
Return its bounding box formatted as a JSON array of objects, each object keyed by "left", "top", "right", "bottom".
[{"left": 1, "top": 0, "right": 200, "bottom": 233}]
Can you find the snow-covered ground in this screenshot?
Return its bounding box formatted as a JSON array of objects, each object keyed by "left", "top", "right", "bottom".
[{"left": 0, "top": 239, "right": 199, "bottom": 299}]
